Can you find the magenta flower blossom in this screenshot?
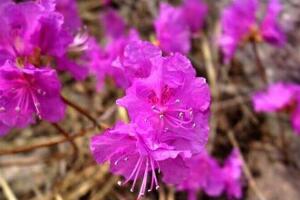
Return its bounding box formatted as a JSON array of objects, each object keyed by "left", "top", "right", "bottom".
[
  {"left": 100, "top": 9, "right": 126, "bottom": 40},
  {"left": 219, "top": 0, "right": 285, "bottom": 62},
  {"left": 90, "top": 41, "right": 211, "bottom": 198},
  {"left": 90, "top": 10, "right": 140, "bottom": 89},
  {"left": 31, "top": 12, "right": 71, "bottom": 58},
  {"left": 55, "top": 0, "right": 82, "bottom": 33},
  {"left": 117, "top": 53, "right": 210, "bottom": 154},
  {"left": 222, "top": 149, "right": 243, "bottom": 199},
  {"left": 252, "top": 82, "right": 300, "bottom": 135},
  {"left": 155, "top": 3, "right": 191, "bottom": 54},
  {"left": 0, "top": 0, "right": 88, "bottom": 80},
  {"left": 112, "top": 40, "right": 162, "bottom": 88},
  {"left": 81, "top": 38, "right": 108, "bottom": 90},
  {"left": 177, "top": 152, "right": 224, "bottom": 200},
  {"left": 0, "top": 61, "right": 65, "bottom": 136},
  {"left": 37, "top": 0, "right": 82, "bottom": 32},
  {"left": 0, "top": 0, "right": 43, "bottom": 60},
  {"left": 86, "top": 10, "right": 143, "bottom": 89},
  {"left": 260, "top": 0, "right": 286, "bottom": 46},
  {"left": 90, "top": 122, "right": 190, "bottom": 199},
  {"left": 181, "top": 0, "right": 208, "bottom": 33}
]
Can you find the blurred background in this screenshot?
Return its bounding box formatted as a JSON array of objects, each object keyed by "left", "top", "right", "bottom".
[{"left": 1, "top": 0, "right": 300, "bottom": 199}]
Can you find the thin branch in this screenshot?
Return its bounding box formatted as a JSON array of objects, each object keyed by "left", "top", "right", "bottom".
[
  {"left": 52, "top": 123, "right": 79, "bottom": 165},
  {"left": 227, "top": 130, "right": 267, "bottom": 200},
  {"left": 0, "top": 153, "right": 68, "bottom": 167},
  {"left": 0, "top": 127, "right": 94, "bottom": 156},
  {"left": 201, "top": 34, "right": 219, "bottom": 152},
  {"left": 61, "top": 95, "right": 102, "bottom": 130},
  {"left": 252, "top": 41, "right": 268, "bottom": 85}
]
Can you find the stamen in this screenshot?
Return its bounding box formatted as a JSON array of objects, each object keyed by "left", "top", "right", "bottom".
[
  {"left": 130, "top": 157, "right": 144, "bottom": 192},
  {"left": 159, "top": 114, "right": 164, "bottom": 120},
  {"left": 178, "top": 112, "right": 184, "bottom": 119},
  {"left": 0, "top": 107, "right": 5, "bottom": 112},
  {"left": 148, "top": 158, "right": 159, "bottom": 192},
  {"left": 15, "top": 106, "right": 20, "bottom": 112},
  {"left": 138, "top": 158, "right": 149, "bottom": 197},
  {"left": 30, "top": 91, "right": 41, "bottom": 119}
]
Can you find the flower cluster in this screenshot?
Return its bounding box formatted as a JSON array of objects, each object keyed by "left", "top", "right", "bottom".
[
  {"left": 87, "top": 9, "right": 141, "bottom": 90},
  {"left": 252, "top": 82, "right": 300, "bottom": 135},
  {"left": 0, "top": 0, "right": 88, "bottom": 135},
  {"left": 177, "top": 149, "right": 243, "bottom": 200},
  {"left": 155, "top": 0, "right": 207, "bottom": 54},
  {"left": 90, "top": 40, "right": 211, "bottom": 198},
  {"left": 219, "top": 0, "right": 286, "bottom": 62}
]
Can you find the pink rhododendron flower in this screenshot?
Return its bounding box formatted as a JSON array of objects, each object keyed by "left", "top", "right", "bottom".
[
  {"left": 100, "top": 9, "right": 126, "bottom": 40},
  {"left": 88, "top": 30, "right": 140, "bottom": 89},
  {"left": 88, "top": 10, "right": 141, "bottom": 89},
  {"left": 177, "top": 152, "right": 224, "bottom": 200},
  {"left": 0, "top": 0, "right": 88, "bottom": 80},
  {"left": 0, "top": 0, "right": 44, "bottom": 60},
  {"left": 55, "top": 0, "right": 82, "bottom": 33},
  {"left": 222, "top": 149, "right": 243, "bottom": 199},
  {"left": 0, "top": 61, "right": 65, "bottom": 136},
  {"left": 155, "top": 3, "right": 191, "bottom": 54},
  {"left": 90, "top": 40, "right": 211, "bottom": 198},
  {"left": 154, "top": 1, "right": 207, "bottom": 54},
  {"left": 252, "top": 82, "right": 300, "bottom": 134},
  {"left": 117, "top": 53, "right": 210, "bottom": 154},
  {"left": 181, "top": 0, "right": 208, "bottom": 33},
  {"left": 260, "top": 0, "right": 286, "bottom": 46},
  {"left": 219, "top": 0, "right": 285, "bottom": 62},
  {"left": 37, "top": 0, "right": 82, "bottom": 32},
  {"left": 90, "top": 122, "right": 190, "bottom": 199},
  {"left": 112, "top": 40, "right": 162, "bottom": 88}
]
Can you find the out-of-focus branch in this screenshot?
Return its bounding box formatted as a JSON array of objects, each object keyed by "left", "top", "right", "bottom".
[
  {"left": 61, "top": 95, "right": 103, "bottom": 130},
  {"left": 252, "top": 41, "right": 268, "bottom": 85},
  {"left": 226, "top": 130, "right": 267, "bottom": 200},
  {"left": 52, "top": 123, "right": 79, "bottom": 165},
  {"left": 0, "top": 126, "right": 95, "bottom": 156},
  {"left": 201, "top": 34, "right": 219, "bottom": 152}
]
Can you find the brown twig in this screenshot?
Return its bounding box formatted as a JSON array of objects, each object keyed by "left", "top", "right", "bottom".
[
  {"left": 252, "top": 41, "right": 268, "bottom": 85},
  {"left": 0, "top": 153, "right": 69, "bottom": 167},
  {"left": 276, "top": 114, "right": 291, "bottom": 164},
  {"left": 201, "top": 34, "right": 219, "bottom": 152},
  {"left": 0, "top": 127, "right": 94, "bottom": 156},
  {"left": 52, "top": 123, "right": 79, "bottom": 165},
  {"left": 61, "top": 95, "right": 102, "bottom": 130},
  {"left": 227, "top": 130, "right": 267, "bottom": 200}
]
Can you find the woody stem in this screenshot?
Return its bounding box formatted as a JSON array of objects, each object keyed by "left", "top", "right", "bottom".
[
  {"left": 61, "top": 95, "right": 102, "bottom": 129},
  {"left": 252, "top": 41, "right": 268, "bottom": 85}
]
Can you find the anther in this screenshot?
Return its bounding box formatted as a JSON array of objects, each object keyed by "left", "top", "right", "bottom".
[
  {"left": 15, "top": 106, "right": 20, "bottom": 112},
  {"left": 0, "top": 107, "right": 5, "bottom": 112},
  {"left": 178, "top": 112, "right": 184, "bottom": 119},
  {"left": 117, "top": 181, "right": 122, "bottom": 186},
  {"left": 159, "top": 114, "right": 164, "bottom": 119}
]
